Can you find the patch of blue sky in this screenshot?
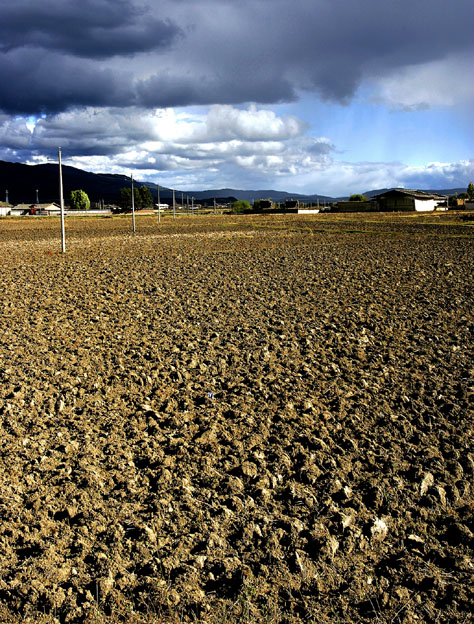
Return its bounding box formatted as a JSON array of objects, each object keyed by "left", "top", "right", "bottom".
[{"left": 275, "top": 91, "right": 474, "bottom": 166}]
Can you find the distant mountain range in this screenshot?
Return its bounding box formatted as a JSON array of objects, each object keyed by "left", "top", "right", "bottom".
[{"left": 0, "top": 159, "right": 467, "bottom": 206}]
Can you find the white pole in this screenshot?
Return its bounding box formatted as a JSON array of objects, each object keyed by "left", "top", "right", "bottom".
[
  {"left": 58, "top": 147, "right": 66, "bottom": 253},
  {"left": 192, "top": 197, "right": 194, "bottom": 216},
  {"left": 173, "top": 188, "right": 176, "bottom": 219},
  {"left": 131, "top": 173, "right": 136, "bottom": 232},
  {"left": 214, "top": 197, "right": 216, "bottom": 214},
  {"left": 157, "top": 184, "right": 161, "bottom": 223}
]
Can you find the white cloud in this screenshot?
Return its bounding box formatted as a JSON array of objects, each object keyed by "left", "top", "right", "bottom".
[
  {"left": 0, "top": 116, "right": 33, "bottom": 149},
  {"left": 199, "top": 105, "right": 306, "bottom": 142},
  {"left": 276, "top": 159, "right": 474, "bottom": 197},
  {"left": 2, "top": 103, "right": 472, "bottom": 196},
  {"left": 2, "top": 105, "right": 330, "bottom": 185}
]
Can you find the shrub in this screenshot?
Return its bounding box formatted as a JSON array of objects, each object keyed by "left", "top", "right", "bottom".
[{"left": 232, "top": 200, "right": 252, "bottom": 214}]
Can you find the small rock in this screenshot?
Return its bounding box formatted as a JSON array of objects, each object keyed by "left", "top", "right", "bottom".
[
  {"left": 420, "top": 472, "right": 434, "bottom": 496},
  {"left": 407, "top": 534, "right": 424, "bottom": 544},
  {"left": 371, "top": 517, "right": 388, "bottom": 542},
  {"left": 195, "top": 555, "right": 207, "bottom": 568},
  {"left": 241, "top": 461, "right": 258, "bottom": 478}
]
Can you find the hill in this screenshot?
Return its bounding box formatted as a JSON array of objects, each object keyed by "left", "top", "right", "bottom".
[
  {"left": 0, "top": 160, "right": 335, "bottom": 205},
  {"left": 0, "top": 160, "right": 137, "bottom": 205}
]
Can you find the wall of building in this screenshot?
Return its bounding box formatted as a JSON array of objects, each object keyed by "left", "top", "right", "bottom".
[
  {"left": 414, "top": 199, "right": 441, "bottom": 212},
  {"left": 378, "top": 197, "right": 414, "bottom": 211}
]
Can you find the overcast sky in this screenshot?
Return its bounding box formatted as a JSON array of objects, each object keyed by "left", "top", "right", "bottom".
[{"left": 1, "top": 0, "right": 473, "bottom": 196}]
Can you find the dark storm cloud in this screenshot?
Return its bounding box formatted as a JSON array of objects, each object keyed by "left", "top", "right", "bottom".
[
  {"left": 0, "top": 0, "right": 181, "bottom": 59},
  {"left": 0, "top": 0, "right": 472, "bottom": 114},
  {"left": 136, "top": 71, "right": 296, "bottom": 109},
  {"left": 0, "top": 50, "right": 131, "bottom": 114},
  {"left": 197, "top": 0, "right": 473, "bottom": 103}
]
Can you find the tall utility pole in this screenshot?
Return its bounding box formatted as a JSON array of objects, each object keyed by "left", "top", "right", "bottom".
[
  {"left": 5, "top": 189, "right": 8, "bottom": 204},
  {"left": 58, "top": 147, "right": 66, "bottom": 253},
  {"left": 181, "top": 192, "right": 184, "bottom": 213},
  {"left": 157, "top": 184, "right": 161, "bottom": 223},
  {"left": 131, "top": 173, "right": 136, "bottom": 232},
  {"left": 186, "top": 196, "right": 189, "bottom": 215},
  {"left": 214, "top": 197, "right": 217, "bottom": 214},
  {"left": 173, "top": 188, "right": 176, "bottom": 219},
  {"left": 36, "top": 189, "right": 39, "bottom": 204},
  {"left": 192, "top": 197, "right": 194, "bottom": 216}
]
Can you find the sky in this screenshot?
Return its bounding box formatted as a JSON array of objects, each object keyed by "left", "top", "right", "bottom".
[{"left": 0, "top": 0, "right": 473, "bottom": 197}]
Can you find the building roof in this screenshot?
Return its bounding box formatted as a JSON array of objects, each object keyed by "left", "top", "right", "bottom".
[
  {"left": 374, "top": 189, "right": 447, "bottom": 200},
  {"left": 12, "top": 202, "right": 60, "bottom": 209},
  {"left": 38, "top": 202, "right": 61, "bottom": 210}
]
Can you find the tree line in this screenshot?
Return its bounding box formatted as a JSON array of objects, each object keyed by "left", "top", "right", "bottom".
[
  {"left": 117, "top": 185, "right": 154, "bottom": 211},
  {"left": 68, "top": 185, "right": 154, "bottom": 211}
]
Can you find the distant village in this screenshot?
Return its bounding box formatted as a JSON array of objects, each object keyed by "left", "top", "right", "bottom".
[{"left": 1, "top": 186, "right": 473, "bottom": 217}]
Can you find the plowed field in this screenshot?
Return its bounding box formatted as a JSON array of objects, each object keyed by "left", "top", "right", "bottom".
[{"left": 0, "top": 213, "right": 472, "bottom": 623}]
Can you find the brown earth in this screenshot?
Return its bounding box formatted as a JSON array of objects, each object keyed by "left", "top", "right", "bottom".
[{"left": 0, "top": 213, "right": 472, "bottom": 623}]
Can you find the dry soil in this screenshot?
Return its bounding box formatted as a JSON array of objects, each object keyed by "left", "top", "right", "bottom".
[{"left": 0, "top": 213, "right": 472, "bottom": 623}]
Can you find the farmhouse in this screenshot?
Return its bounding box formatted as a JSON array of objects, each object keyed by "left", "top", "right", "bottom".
[
  {"left": 0, "top": 202, "right": 11, "bottom": 216},
  {"left": 374, "top": 189, "right": 447, "bottom": 212},
  {"left": 11, "top": 202, "right": 62, "bottom": 216},
  {"left": 259, "top": 199, "right": 273, "bottom": 210}
]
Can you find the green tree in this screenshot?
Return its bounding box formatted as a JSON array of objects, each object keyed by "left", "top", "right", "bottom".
[
  {"left": 69, "top": 189, "right": 90, "bottom": 210},
  {"left": 232, "top": 200, "right": 252, "bottom": 214},
  {"left": 448, "top": 193, "right": 458, "bottom": 207},
  {"left": 138, "top": 185, "right": 153, "bottom": 208},
  {"left": 118, "top": 187, "right": 141, "bottom": 211},
  {"left": 467, "top": 182, "right": 474, "bottom": 200},
  {"left": 349, "top": 194, "right": 368, "bottom": 201},
  {"left": 118, "top": 188, "right": 132, "bottom": 211}
]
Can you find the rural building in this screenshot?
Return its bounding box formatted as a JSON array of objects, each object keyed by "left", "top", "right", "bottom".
[
  {"left": 11, "top": 202, "right": 62, "bottom": 216},
  {"left": 284, "top": 199, "right": 300, "bottom": 209},
  {"left": 373, "top": 189, "right": 446, "bottom": 212},
  {"left": 0, "top": 202, "right": 11, "bottom": 216},
  {"left": 10, "top": 204, "right": 33, "bottom": 216},
  {"left": 259, "top": 199, "right": 274, "bottom": 210}
]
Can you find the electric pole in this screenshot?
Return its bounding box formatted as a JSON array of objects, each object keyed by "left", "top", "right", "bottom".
[
  {"left": 58, "top": 147, "right": 66, "bottom": 253},
  {"left": 131, "top": 173, "right": 136, "bottom": 232}
]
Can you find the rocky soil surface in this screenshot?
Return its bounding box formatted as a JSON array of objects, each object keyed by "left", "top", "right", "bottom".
[{"left": 0, "top": 213, "right": 472, "bottom": 623}]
